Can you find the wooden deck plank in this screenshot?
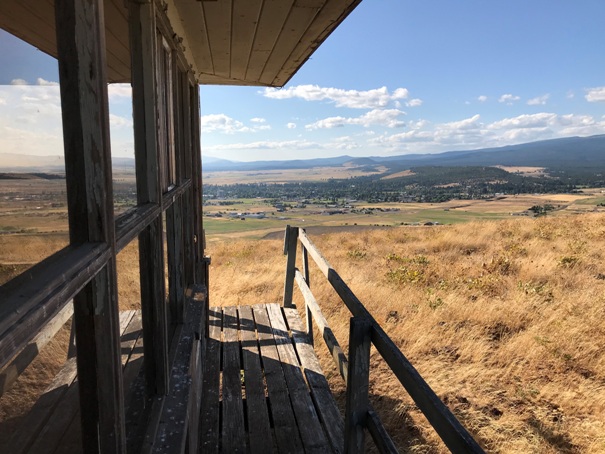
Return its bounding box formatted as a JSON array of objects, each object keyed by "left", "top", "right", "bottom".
[
  {"left": 199, "top": 307, "right": 222, "bottom": 453},
  {"left": 198, "top": 304, "right": 344, "bottom": 453},
  {"left": 221, "top": 306, "right": 246, "bottom": 453},
  {"left": 54, "top": 311, "right": 139, "bottom": 454},
  {"left": 238, "top": 305, "right": 273, "bottom": 454},
  {"left": 284, "top": 307, "right": 344, "bottom": 453},
  {"left": 252, "top": 304, "right": 303, "bottom": 454},
  {"left": 266, "top": 304, "right": 331, "bottom": 454},
  {"left": 4, "top": 358, "right": 77, "bottom": 454}
]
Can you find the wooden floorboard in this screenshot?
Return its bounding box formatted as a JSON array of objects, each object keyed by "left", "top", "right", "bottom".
[
  {"left": 200, "top": 304, "right": 342, "bottom": 453},
  {"left": 5, "top": 310, "right": 144, "bottom": 454},
  {"left": 221, "top": 306, "right": 246, "bottom": 453},
  {"left": 238, "top": 305, "right": 273, "bottom": 454},
  {"left": 199, "top": 307, "right": 222, "bottom": 453}
]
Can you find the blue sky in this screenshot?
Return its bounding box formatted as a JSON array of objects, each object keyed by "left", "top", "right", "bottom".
[{"left": 1, "top": 0, "right": 604, "bottom": 161}]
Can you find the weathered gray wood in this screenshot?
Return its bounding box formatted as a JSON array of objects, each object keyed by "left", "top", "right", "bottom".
[
  {"left": 115, "top": 203, "right": 161, "bottom": 252},
  {"left": 221, "top": 306, "right": 246, "bottom": 453},
  {"left": 151, "top": 287, "right": 206, "bottom": 453},
  {"left": 166, "top": 199, "right": 186, "bottom": 325},
  {"left": 128, "top": 0, "right": 169, "bottom": 398},
  {"left": 284, "top": 307, "right": 344, "bottom": 453},
  {"left": 52, "top": 311, "right": 138, "bottom": 454},
  {"left": 238, "top": 305, "right": 273, "bottom": 454},
  {"left": 294, "top": 270, "right": 348, "bottom": 382},
  {"left": 189, "top": 84, "right": 205, "bottom": 285},
  {"left": 55, "top": 0, "right": 125, "bottom": 451},
  {"left": 344, "top": 317, "right": 371, "bottom": 454},
  {"left": 199, "top": 307, "right": 222, "bottom": 453},
  {"left": 5, "top": 357, "right": 77, "bottom": 454},
  {"left": 282, "top": 225, "right": 298, "bottom": 308},
  {"left": 0, "top": 302, "right": 73, "bottom": 397},
  {"left": 185, "top": 285, "right": 207, "bottom": 454},
  {"left": 252, "top": 304, "right": 304, "bottom": 453},
  {"left": 266, "top": 303, "right": 330, "bottom": 453},
  {"left": 161, "top": 179, "right": 192, "bottom": 211},
  {"left": 301, "top": 241, "right": 314, "bottom": 346},
  {"left": 0, "top": 243, "right": 110, "bottom": 371},
  {"left": 366, "top": 409, "right": 398, "bottom": 454}
]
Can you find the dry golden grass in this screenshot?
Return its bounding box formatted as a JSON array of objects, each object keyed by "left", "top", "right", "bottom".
[
  {"left": 208, "top": 214, "right": 605, "bottom": 453},
  {"left": 2, "top": 214, "right": 605, "bottom": 452}
]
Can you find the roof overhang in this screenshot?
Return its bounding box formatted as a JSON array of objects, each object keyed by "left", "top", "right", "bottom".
[{"left": 0, "top": 0, "right": 362, "bottom": 86}]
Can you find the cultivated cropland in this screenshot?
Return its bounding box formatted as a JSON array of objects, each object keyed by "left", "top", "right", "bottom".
[{"left": 2, "top": 138, "right": 605, "bottom": 452}]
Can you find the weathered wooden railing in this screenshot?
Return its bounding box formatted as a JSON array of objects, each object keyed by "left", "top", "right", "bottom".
[{"left": 282, "top": 225, "right": 484, "bottom": 453}]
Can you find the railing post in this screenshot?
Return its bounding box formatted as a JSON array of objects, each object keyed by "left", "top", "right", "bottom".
[
  {"left": 282, "top": 225, "right": 298, "bottom": 308},
  {"left": 344, "top": 317, "right": 371, "bottom": 454},
  {"left": 301, "top": 234, "right": 313, "bottom": 345}
]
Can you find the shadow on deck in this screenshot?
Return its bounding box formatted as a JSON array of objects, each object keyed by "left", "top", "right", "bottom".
[{"left": 201, "top": 303, "right": 343, "bottom": 453}]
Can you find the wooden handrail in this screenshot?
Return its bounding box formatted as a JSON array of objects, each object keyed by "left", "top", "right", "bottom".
[
  {"left": 0, "top": 242, "right": 111, "bottom": 371},
  {"left": 285, "top": 226, "right": 484, "bottom": 453}
]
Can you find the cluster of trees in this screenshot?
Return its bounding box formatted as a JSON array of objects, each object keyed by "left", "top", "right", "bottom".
[{"left": 203, "top": 166, "right": 589, "bottom": 204}]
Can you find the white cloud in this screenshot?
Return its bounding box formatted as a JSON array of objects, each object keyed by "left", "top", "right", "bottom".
[
  {"left": 287, "top": 122, "right": 297, "bottom": 129},
  {"left": 108, "top": 84, "right": 132, "bottom": 100},
  {"left": 109, "top": 113, "right": 133, "bottom": 128},
  {"left": 585, "top": 86, "right": 605, "bottom": 102},
  {"left": 498, "top": 94, "right": 520, "bottom": 104},
  {"left": 10, "top": 79, "right": 27, "bottom": 85},
  {"left": 208, "top": 139, "right": 321, "bottom": 151},
  {"left": 200, "top": 114, "right": 272, "bottom": 134},
  {"left": 36, "top": 78, "right": 58, "bottom": 86},
  {"left": 488, "top": 112, "right": 557, "bottom": 130},
  {"left": 527, "top": 94, "right": 550, "bottom": 106},
  {"left": 442, "top": 114, "right": 482, "bottom": 131},
  {"left": 477, "top": 95, "right": 487, "bottom": 102},
  {"left": 329, "top": 136, "right": 361, "bottom": 150},
  {"left": 406, "top": 98, "right": 423, "bottom": 107},
  {"left": 305, "top": 109, "right": 405, "bottom": 130},
  {"left": 366, "top": 111, "right": 605, "bottom": 155},
  {"left": 262, "top": 85, "right": 411, "bottom": 109}
]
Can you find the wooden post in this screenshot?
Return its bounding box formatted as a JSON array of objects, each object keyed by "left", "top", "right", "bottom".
[
  {"left": 167, "top": 198, "right": 185, "bottom": 324},
  {"left": 128, "top": 0, "right": 169, "bottom": 396},
  {"left": 282, "top": 225, "right": 298, "bottom": 308},
  {"left": 301, "top": 237, "right": 313, "bottom": 345},
  {"left": 190, "top": 84, "right": 205, "bottom": 285},
  {"left": 55, "top": 0, "right": 126, "bottom": 451},
  {"left": 344, "top": 317, "right": 371, "bottom": 454}
]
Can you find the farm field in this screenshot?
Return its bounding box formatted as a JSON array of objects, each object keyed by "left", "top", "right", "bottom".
[
  {"left": 202, "top": 164, "right": 389, "bottom": 185},
  {"left": 202, "top": 190, "right": 605, "bottom": 240}
]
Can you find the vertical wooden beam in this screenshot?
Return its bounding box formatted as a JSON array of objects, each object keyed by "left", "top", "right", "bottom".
[
  {"left": 128, "top": 0, "right": 169, "bottom": 396},
  {"left": 301, "top": 236, "right": 313, "bottom": 345},
  {"left": 166, "top": 199, "right": 185, "bottom": 324},
  {"left": 344, "top": 317, "right": 371, "bottom": 454},
  {"left": 282, "top": 225, "right": 298, "bottom": 308},
  {"left": 55, "top": 0, "right": 125, "bottom": 452},
  {"left": 190, "top": 84, "right": 205, "bottom": 284},
  {"left": 166, "top": 63, "right": 185, "bottom": 325},
  {"left": 181, "top": 73, "right": 194, "bottom": 289}
]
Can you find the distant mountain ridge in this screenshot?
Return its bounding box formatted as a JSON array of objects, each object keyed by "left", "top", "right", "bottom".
[
  {"left": 2, "top": 134, "right": 604, "bottom": 174},
  {"left": 200, "top": 135, "right": 605, "bottom": 173}
]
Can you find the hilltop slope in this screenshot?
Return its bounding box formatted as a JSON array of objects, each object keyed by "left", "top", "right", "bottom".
[{"left": 208, "top": 214, "right": 605, "bottom": 452}]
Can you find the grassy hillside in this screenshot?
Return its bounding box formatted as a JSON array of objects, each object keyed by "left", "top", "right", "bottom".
[
  {"left": 208, "top": 214, "right": 605, "bottom": 453},
  {"left": 1, "top": 214, "right": 604, "bottom": 452}
]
